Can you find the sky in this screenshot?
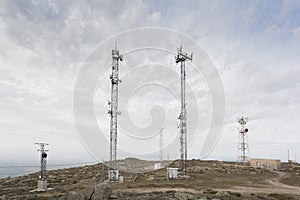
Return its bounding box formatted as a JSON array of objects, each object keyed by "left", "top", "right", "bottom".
[{"left": 0, "top": 0, "right": 300, "bottom": 168}]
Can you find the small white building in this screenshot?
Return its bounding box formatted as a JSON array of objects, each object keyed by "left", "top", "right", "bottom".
[
  {"left": 109, "top": 170, "right": 119, "bottom": 181},
  {"left": 250, "top": 158, "right": 281, "bottom": 170},
  {"left": 167, "top": 168, "right": 178, "bottom": 179},
  {"left": 154, "top": 163, "right": 162, "bottom": 170}
]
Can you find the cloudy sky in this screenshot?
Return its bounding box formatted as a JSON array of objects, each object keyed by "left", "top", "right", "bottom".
[{"left": 0, "top": 0, "right": 300, "bottom": 168}]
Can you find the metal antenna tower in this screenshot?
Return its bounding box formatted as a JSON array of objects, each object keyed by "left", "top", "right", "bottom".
[
  {"left": 237, "top": 116, "right": 249, "bottom": 164},
  {"left": 34, "top": 142, "right": 48, "bottom": 191},
  {"left": 35, "top": 143, "right": 48, "bottom": 180},
  {"left": 159, "top": 128, "right": 164, "bottom": 167},
  {"left": 175, "top": 45, "right": 192, "bottom": 174},
  {"left": 108, "top": 44, "right": 123, "bottom": 181}
]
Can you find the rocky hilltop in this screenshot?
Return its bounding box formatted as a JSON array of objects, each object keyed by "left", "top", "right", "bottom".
[{"left": 0, "top": 159, "right": 300, "bottom": 200}]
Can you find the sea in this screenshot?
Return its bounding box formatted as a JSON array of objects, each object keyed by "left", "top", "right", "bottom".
[{"left": 0, "top": 162, "right": 98, "bottom": 179}]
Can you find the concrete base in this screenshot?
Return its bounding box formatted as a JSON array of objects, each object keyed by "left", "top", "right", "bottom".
[
  {"left": 37, "top": 180, "right": 47, "bottom": 191},
  {"left": 29, "top": 180, "right": 53, "bottom": 192},
  {"left": 30, "top": 188, "right": 53, "bottom": 193},
  {"left": 119, "top": 176, "right": 124, "bottom": 183}
]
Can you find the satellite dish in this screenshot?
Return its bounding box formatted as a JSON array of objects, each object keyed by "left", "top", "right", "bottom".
[{"left": 42, "top": 152, "right": 47, "bottom": 158}]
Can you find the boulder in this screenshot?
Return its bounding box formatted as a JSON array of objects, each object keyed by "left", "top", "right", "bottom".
[
  {"left": 216, "top": 191, "right": 231, "bottom": 196},
  {"left": 61, "top": 191, "right": 85, "bottom": 200},
  {"left": 0, "top": 195, "right": 9, "bottom": 200},
  {"left": 82, "top": 187, "right": 94, "bottom": 199},
  {"left": 91, "top": 182, "right": 112, "bottom": 200},
  {"left": 174, "top": 192, "right": 196, "bottom": 200}
]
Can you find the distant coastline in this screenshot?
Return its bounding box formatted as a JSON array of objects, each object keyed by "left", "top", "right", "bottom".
[{"left": 0, "top": 162, "right": 98, "bottom": 178}]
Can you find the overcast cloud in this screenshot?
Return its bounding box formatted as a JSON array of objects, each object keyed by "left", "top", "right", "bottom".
[{"left": 0, "top": 0, "right": 299, "bottom": 167}]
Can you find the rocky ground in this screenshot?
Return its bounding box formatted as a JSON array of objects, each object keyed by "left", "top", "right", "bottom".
[{"left": 0, "top": 159, "right": 299, "bottom": 200}]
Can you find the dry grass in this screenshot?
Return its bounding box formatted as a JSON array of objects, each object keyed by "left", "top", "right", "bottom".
[
  {"left": 280, "top": 172, "right": 300, "bottom": 187},
  {"left": 0, "top": 159, "right": 299, "bottom": 199}
]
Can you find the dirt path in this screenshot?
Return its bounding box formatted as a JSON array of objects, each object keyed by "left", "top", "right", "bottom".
[
  {"left": 115, "top": 171, "right": 300, "bottom": 197},
  {"left": 266, "top": 171, "right": 299, "bottom": 190},
  {"left": 224, "top": 171, "right": 300, "bottom": 196},
  {"left": 114, "top": 187, "right": 200, "bottom": 194}
]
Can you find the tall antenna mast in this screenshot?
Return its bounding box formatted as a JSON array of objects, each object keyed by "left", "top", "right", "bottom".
[
  {"left": 108, "top": 43, "right": 123, "bottom": 181},
  {"left": 175, "top": 45, "right": 192, "bottom": 174},
  {"left": 159, "top": 128, "right": 164, "bottom": 167},
  {"left": 35, "top": 142, "right": 48, "bottom": 191},
  {"left": 237, "top": 115, "right": 249, "bottom": 164}
]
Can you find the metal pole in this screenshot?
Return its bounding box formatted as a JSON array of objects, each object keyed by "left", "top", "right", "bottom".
[
  {"left": 181, "top": 60, "right": 185, "bottom": 173},
  {"left": 35, "top": 143, "right": 48, "bottom": 181},
  {"left": 160, "top": 128, "right": 164, "bottom": 167}
]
